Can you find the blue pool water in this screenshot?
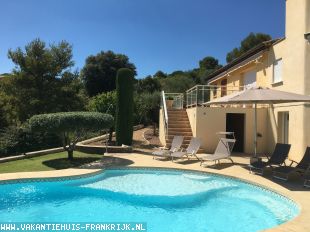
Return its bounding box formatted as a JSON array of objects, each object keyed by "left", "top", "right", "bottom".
[{"left": 0, "top": 168, "right": 299, "bottom": 232}]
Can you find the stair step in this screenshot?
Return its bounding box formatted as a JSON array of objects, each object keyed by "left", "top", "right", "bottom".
[
  {"left": 169, "top": 121, "right": 189, "bottom": 124},
  {"left": 168, "top": 113, "right": 187, "bottom": 117},
  {"left": 168, "top": 114, "right": 187, "bottom": 117},
  {"left": 167, "top": 135, "right": 192, "bottom": 140},
  {"left": 168, "top": 133, "right": 193, "bottom": 137},
  {"left": 166, "top": 138, "right": 191, "bottom": 142},
  {"left": 167, "top": 137, "right": 192, "bottom": 142},
  {"left": 168, "top": 123, "right": 191, "bottom": 129},
  {"left": 168, "top": 128, "right": 192, "bottom": 132},
  {"left": 168, "top": 111, "right": 187, "bottom": 114},
  {"left": 168, "top": 114, "right": 188, "bottom": 118},
  {"left": 169, "top": 118, "right": 189, "bottom": 121},
  {"left": 167, "top": 113, "right": 187, "bottom": 116},
  {"left": 169, "top": 120, "right": 190, "bottom": 123}
]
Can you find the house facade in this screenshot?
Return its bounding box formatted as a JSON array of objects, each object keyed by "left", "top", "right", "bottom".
[{"left": 160, "top": 0, "right": 310, "bottom": 161}]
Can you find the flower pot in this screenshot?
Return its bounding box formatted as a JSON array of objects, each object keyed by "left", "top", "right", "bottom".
[{"left": 166, "top": 100, "right": 174, "bottom": 109}]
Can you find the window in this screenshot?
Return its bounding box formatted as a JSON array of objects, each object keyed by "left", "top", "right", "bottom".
[
  {"left": 212, "top": 85, "right": 218, "bottom": 98},
  {"left": 244, "top": 70, "right": 257, "bottom": 87},
  {"left": 273, "top": 58, "right": 283, "bottom": 84},
  {"left": 221, "top": 79, "right": 227, "bottom": 97},
  {"left": 278, "top": 112, "right": 289, "bottom": 144}
]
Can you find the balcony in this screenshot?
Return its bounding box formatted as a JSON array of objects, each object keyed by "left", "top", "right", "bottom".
[
  {"left": 161, "top": 85, "right": 250, "bottom": 112},
  {"left": 185, "top": 85, "right": 245, "bottom": 108}
]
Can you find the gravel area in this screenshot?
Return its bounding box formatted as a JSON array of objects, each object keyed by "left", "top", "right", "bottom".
[{"left": 87, "top": 126, "right": 162, "bottom": 151}]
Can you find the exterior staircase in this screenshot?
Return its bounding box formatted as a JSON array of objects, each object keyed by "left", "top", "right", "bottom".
[{"left": 165, "top": 109, "right": 193, "bottom": 149}]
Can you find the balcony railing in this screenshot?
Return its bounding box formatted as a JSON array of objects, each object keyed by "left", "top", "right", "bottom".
[
  {"left": 161, "top": 85, "right": 247, "bottom": 112},
  {"left": 186, "top": 85, "right": 245, "bottom": 108}
]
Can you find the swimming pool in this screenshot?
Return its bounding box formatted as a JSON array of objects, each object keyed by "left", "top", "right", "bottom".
[{"left": 0, "top": 168, "right": 299, "bottom": 232}]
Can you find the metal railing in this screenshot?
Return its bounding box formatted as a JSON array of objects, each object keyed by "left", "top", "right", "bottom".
[
  {"left": 161, "top": 91, "right": 169, "bottom": 136},
  {"left": 186, "top": 85, "right": 245, "bottom": 108},
  {"left": 165, "top": 93, "right": 184, "bottom": 109}
]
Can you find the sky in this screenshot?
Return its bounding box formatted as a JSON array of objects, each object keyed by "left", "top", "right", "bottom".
[{"left": 0, "top": 0, "right": 285, "bottom": 78}]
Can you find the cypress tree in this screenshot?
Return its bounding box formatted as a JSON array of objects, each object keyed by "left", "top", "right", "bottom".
[{"left": 115, "top": 68, "right": 134, "bottom": 145}]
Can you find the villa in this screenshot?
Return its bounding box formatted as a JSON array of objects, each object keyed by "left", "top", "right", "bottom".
[{"left": 159, "top": 0, "right": 310, "bottom": 162}]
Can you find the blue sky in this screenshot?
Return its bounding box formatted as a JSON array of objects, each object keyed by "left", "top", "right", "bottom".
[{"left": 0, "top": 0, "right": 285, "bottom": 78}]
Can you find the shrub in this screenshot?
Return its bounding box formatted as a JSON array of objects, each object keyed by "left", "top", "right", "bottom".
[
  {"left": 28, "top": 112, "right": 114, "bottom": 159},
  {"left": 87, "top": 91, "right": 116, "bottom": 142},
  {"left": 87, "top": 91, "right": 116, "bottom": 116},
  {"left": 134, "top": 92, "right": 160, "bottom": 126},
  {"left": 0, "top": 126, "right": 62, "bottom": 157},
  {"left": 115, "top": 68, "right": 134, "bottom": 146}
]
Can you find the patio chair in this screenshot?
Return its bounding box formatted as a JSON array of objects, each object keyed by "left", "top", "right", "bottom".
[
  {"left": 152, "top": 135, "right": 183, "bottom": 159},
  {"left": 272, "top": 147, "right": 310, "bottom": 181},
  {"left": 199, "top": 138, "right": 236, "bottom": 167},
  {"left": 170, "top": 137, "right": 201, "bottom": 162},
  {"left": 248, "top": 143, "right": 291, "bottom": 175}
]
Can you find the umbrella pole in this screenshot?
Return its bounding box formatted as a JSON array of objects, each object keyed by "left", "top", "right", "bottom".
[{"left": 254, "top": 103, "right": 257, "bottom": 157}]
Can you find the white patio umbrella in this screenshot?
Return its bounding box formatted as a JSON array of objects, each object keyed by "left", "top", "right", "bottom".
[{"left": 204, "top": 86, "right": 310, "bottom": 157}]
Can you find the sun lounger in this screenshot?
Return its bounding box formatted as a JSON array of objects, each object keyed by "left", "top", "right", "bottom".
[
  {"left": 273, "top": 147, "right": 310, "bottom": 181},
  {"left": 152, "top": 135, "right": 183, "bottom": 159},
  {"left": 249, "top": 143, "right": 291, "bottom": 175},
  {"left": 170, "top": 137, "right": 201, "bottom": 161},
  {"left": 199, "top": 138, "right": 236, "bottom": 167}
]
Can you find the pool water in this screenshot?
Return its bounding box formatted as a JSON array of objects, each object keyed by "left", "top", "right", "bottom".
[{"left": 0, "top": 168, "right": 299, "bottom": 232}]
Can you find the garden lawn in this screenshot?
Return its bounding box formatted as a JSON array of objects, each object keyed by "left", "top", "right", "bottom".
[{"left": 0, "top": 151, "right": 102, "bottom": 174}]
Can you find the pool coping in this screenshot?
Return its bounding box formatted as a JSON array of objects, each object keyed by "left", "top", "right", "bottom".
[{"left": 0, "top": 162, "right": 308, "bottom": 232}]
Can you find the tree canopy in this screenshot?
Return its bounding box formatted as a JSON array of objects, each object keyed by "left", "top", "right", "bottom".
[
  {"left": 6, "top": 39, "right": 86, "bottom": 122},
  {"left": 226, "top": 32, "right": 272, "bottom": 63},
  {"left": 81, "top": 51, "right": 136, "bottom": 96},
  {"left": 199, "top": 56, "right": 221, "bottom": 70},
  {"left": 153, "top": 70, "right": 167, "bottom": 79},
  {"left": 198, "top": 56, "right": 222, "bottom": 83},
  {"left": 160, "top": 74, "right": 195, "bottom": 93},
  {"left": 136, "top": 76, "right": 161, "bottom": 93},
  {"left": 28, "top": 112, "right": 114, "bottom": 159}
]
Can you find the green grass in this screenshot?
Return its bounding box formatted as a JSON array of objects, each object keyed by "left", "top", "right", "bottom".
[{"left": 0, "top": 151, "right": 102, "bottom": 174}]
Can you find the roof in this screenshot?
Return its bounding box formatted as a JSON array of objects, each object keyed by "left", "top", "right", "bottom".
[{"left": 207, "top": 38, "right": 284, "bottom": 83}]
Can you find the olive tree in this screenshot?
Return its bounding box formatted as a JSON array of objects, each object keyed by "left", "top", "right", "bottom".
[
  {"left": 28, "top": 112, "right": 114, "bottom": 159},
  {"left": 87, "top": 91, "right": 116, "bottom": 142}
]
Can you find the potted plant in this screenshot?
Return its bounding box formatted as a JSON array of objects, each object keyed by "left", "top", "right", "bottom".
[{"left": 166, "top": 97, "right": 174, "bottom": 109}]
